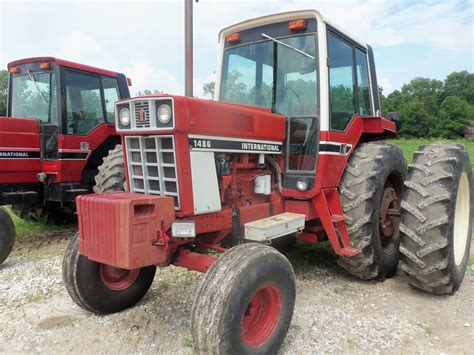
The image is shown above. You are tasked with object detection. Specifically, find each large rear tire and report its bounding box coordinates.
[338,141,407,280]
[400,142,473,295]
[0,207,16,264]
[191,243,296,354]
[94,144,126,193]
[62,233,156,314]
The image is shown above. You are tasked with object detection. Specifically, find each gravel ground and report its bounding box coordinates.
[0,230,473,353]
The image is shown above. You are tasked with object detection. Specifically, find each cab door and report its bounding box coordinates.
[55,69,122,182]
[283,116,319,191]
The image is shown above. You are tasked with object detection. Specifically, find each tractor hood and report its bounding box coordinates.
[0,117,41,184]
[114,95,287,143]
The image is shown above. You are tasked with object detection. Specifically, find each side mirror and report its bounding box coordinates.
[386,112,401,122]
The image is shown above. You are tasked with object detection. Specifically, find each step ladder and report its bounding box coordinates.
[312,188,360,257]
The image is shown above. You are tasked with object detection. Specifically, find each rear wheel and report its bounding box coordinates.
[400,142,473,295]
[0,207,16,264]
[338,141,407,280]
[191,243,296,354]
[94,144,126,193]
[62,233,156,314]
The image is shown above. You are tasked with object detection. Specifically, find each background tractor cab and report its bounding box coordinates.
[0,57,130,223]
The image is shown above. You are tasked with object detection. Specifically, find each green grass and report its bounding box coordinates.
[4,206,72,237]
[390,138,474,166]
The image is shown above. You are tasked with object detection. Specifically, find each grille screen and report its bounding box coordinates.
[134,101,151,128]
[125,136,180,209]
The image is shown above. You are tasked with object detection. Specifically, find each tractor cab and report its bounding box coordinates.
[216,10,384,193]
[0,57,130,188]
[5,57,130,160]
[0,58,131,224]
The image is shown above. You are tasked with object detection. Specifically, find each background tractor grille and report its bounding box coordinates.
[125,136,180,209]
[134,101,151,128]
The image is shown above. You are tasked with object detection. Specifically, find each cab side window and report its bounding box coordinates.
[355,48,372,116]
[102,77,120,122]
[65,70,104,135]
[328,32,356,131]
[328,31,373,131]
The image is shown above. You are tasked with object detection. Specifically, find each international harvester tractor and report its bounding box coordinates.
[62,10,473,353]
[0,57,130,264]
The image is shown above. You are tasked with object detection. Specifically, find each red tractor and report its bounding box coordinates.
[0,57,130,264]
[63,10,472,353]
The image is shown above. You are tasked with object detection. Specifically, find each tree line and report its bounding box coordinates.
[0,69,472,139]
[381,71,473,139]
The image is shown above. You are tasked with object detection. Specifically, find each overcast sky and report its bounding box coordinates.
[1,0,472,97]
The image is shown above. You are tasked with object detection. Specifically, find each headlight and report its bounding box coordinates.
[157,104,172,124]
[296,178,308,191]
[119,107,131,126]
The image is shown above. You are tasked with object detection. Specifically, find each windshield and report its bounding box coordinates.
[11,72,57,123]
[220,34,318,117]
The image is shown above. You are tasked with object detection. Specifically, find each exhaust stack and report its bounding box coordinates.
[185,0,194,97]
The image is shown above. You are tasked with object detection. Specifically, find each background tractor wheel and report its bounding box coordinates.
[400,142,473,295]
[62,233,156,314]
[191,243,296,354]
[338,141,407,280]
[0,207,16,264]
[11,204,75,225]
[94,144,126,193]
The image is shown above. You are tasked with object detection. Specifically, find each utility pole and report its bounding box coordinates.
[184,0,196,97]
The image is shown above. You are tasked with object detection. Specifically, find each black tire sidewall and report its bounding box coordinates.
[448,156,473,289]
[0,208,16,264]
[220,255,295,354]
[75,256,156,314]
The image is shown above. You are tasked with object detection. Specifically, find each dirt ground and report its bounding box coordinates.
[0,229,473,353]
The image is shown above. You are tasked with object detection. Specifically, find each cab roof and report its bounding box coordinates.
[218,9,368,49]
[7,57,121,78]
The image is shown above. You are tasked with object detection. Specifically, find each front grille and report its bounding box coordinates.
[125,136,180,209]
[134,101,151,128]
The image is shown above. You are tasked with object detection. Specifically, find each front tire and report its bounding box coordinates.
[400,142,473,295]
[0,207,16,264]
[191,243,296,354]
[62,233,156,314]
[338,141,407,280]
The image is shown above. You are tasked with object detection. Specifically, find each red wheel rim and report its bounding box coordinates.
[241,284,282,348]
[100,264,140,291]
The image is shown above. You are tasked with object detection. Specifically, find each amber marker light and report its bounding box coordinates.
[39,62,52,70]
[226,32,241,43]
[9,66,20,74]
[289,19,307,31]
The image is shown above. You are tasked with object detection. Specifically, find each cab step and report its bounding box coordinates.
[244,213,305,242]
[340,247,360,257]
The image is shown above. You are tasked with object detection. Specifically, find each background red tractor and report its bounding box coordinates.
[0,57,130,264]
[63,9,472,353]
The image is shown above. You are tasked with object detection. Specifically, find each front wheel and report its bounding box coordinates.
[191,243,296,354]
[62,233,156,314]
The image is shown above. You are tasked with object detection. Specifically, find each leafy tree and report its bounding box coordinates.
[0,70,8,116]
[203,81,215,98]
[441,71,474,105]
[382,72,474,138]
[432,96,474,138]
